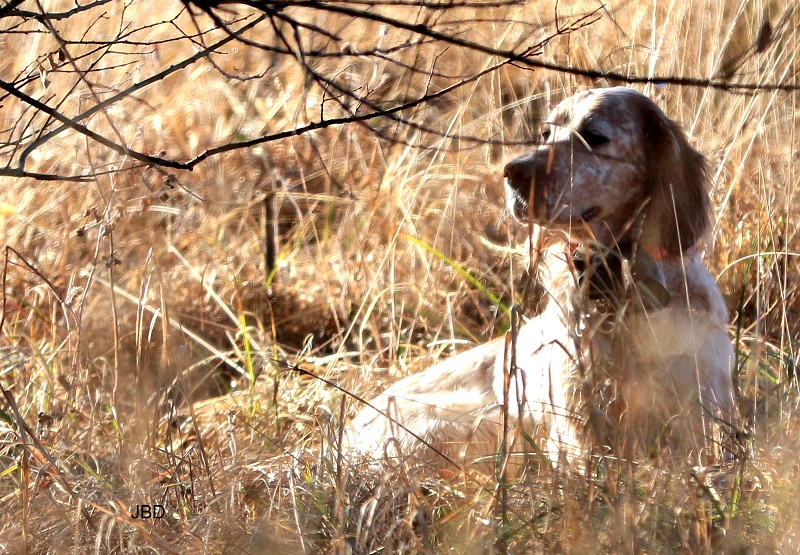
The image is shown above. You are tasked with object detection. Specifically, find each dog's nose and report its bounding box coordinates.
[503,157,533,184]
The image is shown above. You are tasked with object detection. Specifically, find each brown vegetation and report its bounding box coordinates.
[0,0,798,553]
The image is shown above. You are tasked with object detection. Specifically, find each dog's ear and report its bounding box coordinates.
[639,100,710,256]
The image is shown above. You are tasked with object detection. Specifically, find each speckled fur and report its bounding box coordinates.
[348,88,737,471]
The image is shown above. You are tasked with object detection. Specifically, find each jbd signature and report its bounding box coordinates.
[130,504,166,519]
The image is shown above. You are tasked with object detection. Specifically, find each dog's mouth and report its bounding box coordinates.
[505,180,602,227]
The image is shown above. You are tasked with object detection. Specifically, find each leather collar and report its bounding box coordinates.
[570,242,670,312]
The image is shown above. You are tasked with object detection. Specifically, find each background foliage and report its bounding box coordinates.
[0,0,798,552]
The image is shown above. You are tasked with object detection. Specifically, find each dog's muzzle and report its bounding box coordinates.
[503,150,546,222]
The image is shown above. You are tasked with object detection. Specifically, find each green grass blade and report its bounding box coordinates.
[403,233,510,317]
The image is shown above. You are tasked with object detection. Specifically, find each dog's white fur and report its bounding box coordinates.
[348,87,736,469]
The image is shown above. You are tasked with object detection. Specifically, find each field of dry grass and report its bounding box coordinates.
[1,0,798,552]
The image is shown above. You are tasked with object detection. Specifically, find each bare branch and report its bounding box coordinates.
[0,167,94,181]
[189,0,800,92]
[2,0,798,184]
[16,13,268,170]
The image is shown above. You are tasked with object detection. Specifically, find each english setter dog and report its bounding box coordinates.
[349,87,737,470]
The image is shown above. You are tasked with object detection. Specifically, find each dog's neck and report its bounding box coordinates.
[567,239,671,313]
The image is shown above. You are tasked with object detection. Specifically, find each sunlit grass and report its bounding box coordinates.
[0,0,798,552]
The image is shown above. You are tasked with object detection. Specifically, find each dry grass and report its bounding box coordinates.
[0,0,798,553]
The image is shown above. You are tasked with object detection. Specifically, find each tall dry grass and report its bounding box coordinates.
[0,0,798,552]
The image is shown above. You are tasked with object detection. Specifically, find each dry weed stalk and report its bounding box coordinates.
[0,0,798,552]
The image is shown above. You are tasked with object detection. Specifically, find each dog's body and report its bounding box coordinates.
[349,87,736,469]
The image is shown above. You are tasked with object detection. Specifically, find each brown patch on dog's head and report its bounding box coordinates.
[632,94,710,256]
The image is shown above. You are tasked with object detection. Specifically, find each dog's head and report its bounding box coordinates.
[504,87,709,256]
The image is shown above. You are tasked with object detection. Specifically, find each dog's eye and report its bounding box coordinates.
[580,129,609,148]
[541,128,551,142]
